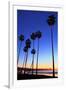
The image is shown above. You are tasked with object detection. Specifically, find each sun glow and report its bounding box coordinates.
[18,63,58,70]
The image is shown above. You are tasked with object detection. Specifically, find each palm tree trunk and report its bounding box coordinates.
[36,38,39,76]
[24,50,28,75]
[50,26,55,77]
[17,42,22,65]
[32,54,34,75]
[22,56,25,69]
[32,40,35,75]
[22,54,26,74]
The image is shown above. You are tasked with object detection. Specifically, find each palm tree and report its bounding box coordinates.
[31,33,36,48]
[24,39,31,74]
[35,31,42,75]
[47,15,56,77]
[31,49,36,75]
[17,34,24,65]
[31,33,36,75]
[22,46,28,73]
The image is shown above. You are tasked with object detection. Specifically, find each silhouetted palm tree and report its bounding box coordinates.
[47,15,56,77]
[31,33,36,75]
[17,34,24,65]
[24,39,31,74]
[35,31,42,75]
[31,33,36,48]
[22,46,28,72]
[31,49,36,75]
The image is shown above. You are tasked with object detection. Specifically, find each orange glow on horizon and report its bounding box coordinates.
[18,63,58,70]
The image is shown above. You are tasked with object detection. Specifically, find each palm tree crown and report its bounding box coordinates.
[35,31,42,39]
[31,33,36,40]
[47,15,56,26]
[25,39,31,48]
[31,49,36,54]
[23,46,28,52]
[19,34,24,41]
[26,39,31,44]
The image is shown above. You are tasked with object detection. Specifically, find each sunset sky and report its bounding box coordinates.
[17,10,58,69]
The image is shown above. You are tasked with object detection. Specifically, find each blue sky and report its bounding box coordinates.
[17,10,58,68]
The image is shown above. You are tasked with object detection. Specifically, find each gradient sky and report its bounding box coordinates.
[17,10,58,69]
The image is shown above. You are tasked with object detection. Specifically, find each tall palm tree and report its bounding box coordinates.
[35,31,42,75]
[31,33,36,48]
[17,34,24,65]
[47,15,56,77]
[31,49,36,75]
[24,39,31,75]
[31,33,36,75]
[22,46,28,72]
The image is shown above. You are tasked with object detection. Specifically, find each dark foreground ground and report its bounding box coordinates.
[17,73,58,80]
